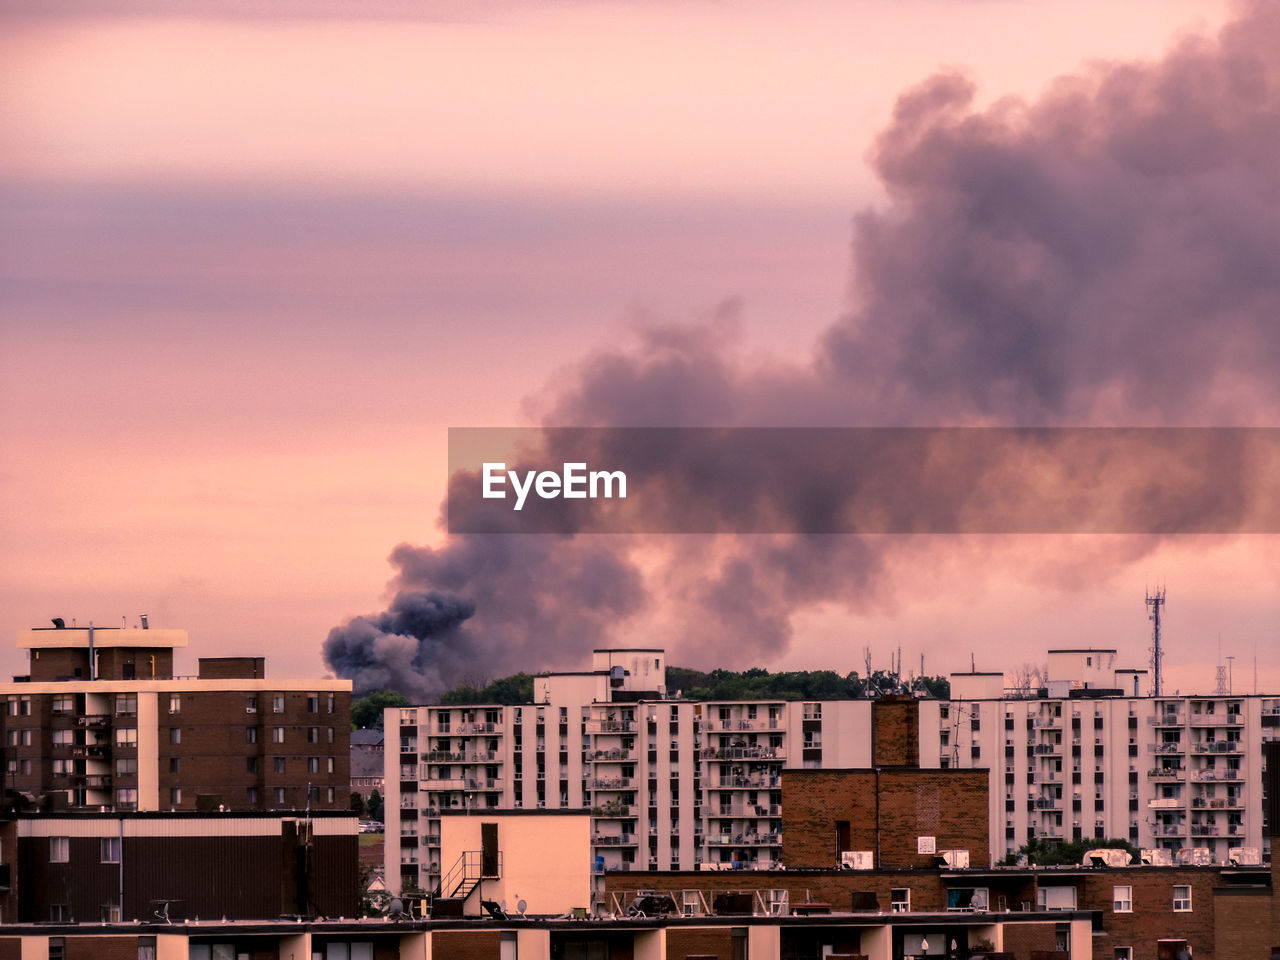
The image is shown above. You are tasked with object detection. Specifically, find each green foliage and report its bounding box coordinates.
[439,672,534,705]
[350,791,366,818]
[999,836,1140,867]
[366,789,383,822]
[666,665,949,701]
[351,690,410,730]
[425,666,950,707]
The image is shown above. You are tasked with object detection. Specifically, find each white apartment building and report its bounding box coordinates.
[384,649,868,896]
[936,648,1272,865]
[385,646,1276,897]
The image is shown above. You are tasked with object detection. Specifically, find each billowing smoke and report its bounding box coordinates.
[325,3,1280,699]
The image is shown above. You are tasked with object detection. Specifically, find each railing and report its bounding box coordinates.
[589,749,637,762]
[593,834,638,846]
[435,849,502,899]
[592,777,635,790]
[702,746,785,761]
[1149,743,1185,754]
[584,720,635,734]
[1147,767,1184,778]
[712,776,781,790]
[423,751,466,763]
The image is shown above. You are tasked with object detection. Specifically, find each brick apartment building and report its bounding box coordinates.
[1,623,352,814]
[0,810,359,924]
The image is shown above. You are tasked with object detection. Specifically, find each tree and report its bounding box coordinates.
[350,791,366,818]
[1000,836,1139,867]
[351,690,410,730]
[366,789,384,822]
[440,672,534,705]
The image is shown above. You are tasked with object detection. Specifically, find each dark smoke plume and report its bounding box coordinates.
[325,3,1280,699]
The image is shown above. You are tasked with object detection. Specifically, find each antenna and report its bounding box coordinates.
[1215,636,1227,696]
[1226,655,1235,696]
[1146,586,1166,696]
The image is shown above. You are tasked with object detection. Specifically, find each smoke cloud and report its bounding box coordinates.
[325,3,1280,699]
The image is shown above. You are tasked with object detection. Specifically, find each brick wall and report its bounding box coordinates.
[666,927,735,959]
[1079,868,1217,960]
[66,935,141,960]
[1001,924,1058,958]
[872,699,919,767]
[431,930,502,960]
[781,769,989,868]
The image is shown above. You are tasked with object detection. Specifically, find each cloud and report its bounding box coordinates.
[324,2,1280,697]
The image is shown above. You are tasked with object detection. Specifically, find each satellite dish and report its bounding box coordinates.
[517,899,528,917]
[51,618,65,629]
[388,898,405,919]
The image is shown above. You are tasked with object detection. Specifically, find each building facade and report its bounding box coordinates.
[1,624,352,814]
[386,646,1277,897]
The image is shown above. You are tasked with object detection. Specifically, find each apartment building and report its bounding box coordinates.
[935,649,1270,863]
[1,623,352,814]
[386,645,1276,897]
[385,649,870,895]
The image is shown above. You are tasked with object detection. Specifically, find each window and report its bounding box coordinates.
[117,758,138,776]
[246,727,258,744]
[168,694,181,714]
[53,729,74,746]
[138,936,157,960]
[308,757,320,774]
[327,787,336,803]
[328,726,336,743]
[101,837,121,862]
[50,836,70,862]
[1173,884,1192,911]
[115,694,137,716]
[275,787,286,804]
[115,727,138,747]
[170,787,181,805]
[273,757,286,774]
[890,888,910,912]
[327,757,335,773]
[307,694,320,712]
[102,903,121,922]
[169,727,181,744]
[116,788,138,808]
[273,727,285,743]
[246,695,258,713]
[52,695,74,714]
[273,694,285,713]
[246,786,259,804]
[1114,949,1133,960]
[168,758,180,774]
[308,727,320,743]
[246,756,258,774]
[1112,885,1132,912]
[327,694,336,714]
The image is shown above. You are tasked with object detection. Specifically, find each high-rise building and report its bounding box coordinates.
[386,645,1276,897]
[1,623,352,813]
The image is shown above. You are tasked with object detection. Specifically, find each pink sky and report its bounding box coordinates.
[4,0,1277,694]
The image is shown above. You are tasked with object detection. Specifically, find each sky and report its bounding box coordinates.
[3,0,1277,697]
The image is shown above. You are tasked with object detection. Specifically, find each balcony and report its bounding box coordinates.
[712,775,781,790]
[465,778,503,791]
[1191,741,1240,755]
[423,751,466,763]
[1149,743,1185,755]
[584,720,634,734]
[703,832,781,846]
[76,714,110,728]
[591,777,635,791]
[589,749,637,763]
[700,746,784,761]
[1147,767,1184,779]
[593,834,638,846]
[1149,714,1185,726]
[1149,798,1181,809]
